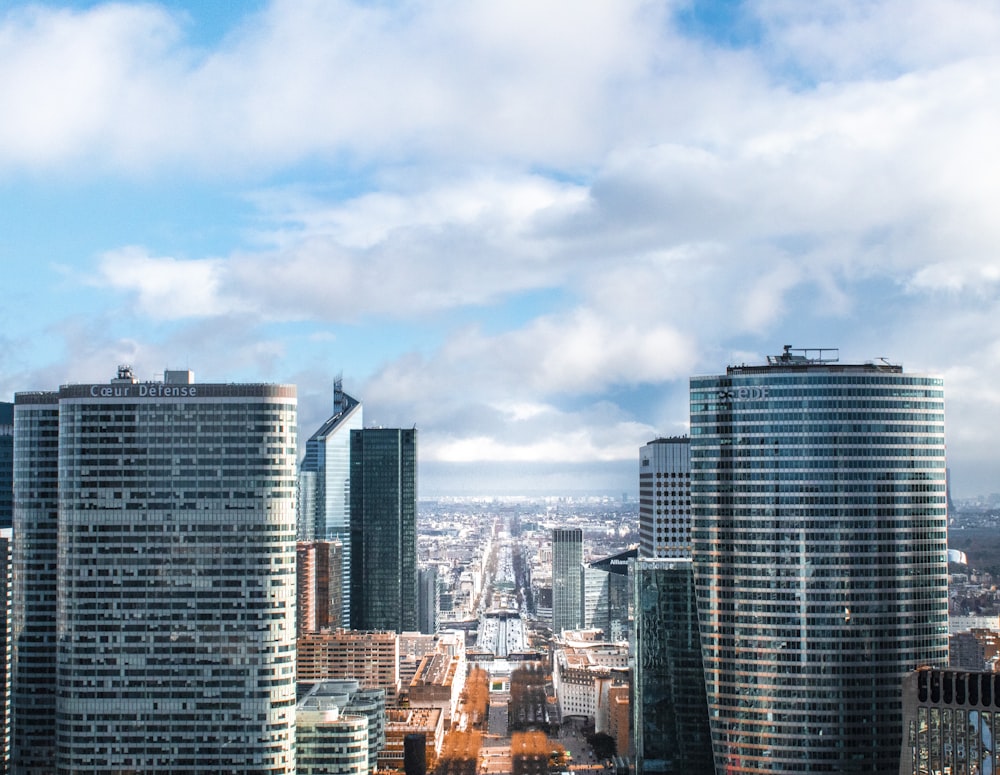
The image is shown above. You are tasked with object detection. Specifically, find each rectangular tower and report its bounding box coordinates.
[638,437,690,558]
[551,528,583,635]
[349,428,417,633]
[689,347,950,773]
[10,392,59,773]
[12,368,297,773]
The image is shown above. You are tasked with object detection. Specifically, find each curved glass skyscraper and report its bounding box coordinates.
[689,348,949,773]
[13,369,297,774]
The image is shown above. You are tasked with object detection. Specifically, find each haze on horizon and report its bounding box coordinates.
[2,0,999,498]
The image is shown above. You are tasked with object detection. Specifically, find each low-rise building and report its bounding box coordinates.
[379,708,444,772]
[298,629,401,705]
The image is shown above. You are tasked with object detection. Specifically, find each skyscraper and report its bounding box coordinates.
[12,368,297,773]
[299,379,363,626]
[349,428,417,633]
[632,557,713,775]
[0,403,12,530]
[690,346,949,773]
[551,528,583,634]
[638,437,690,558]
[1,527,12,772]
[297,540,343,636]
[10,392,58,773]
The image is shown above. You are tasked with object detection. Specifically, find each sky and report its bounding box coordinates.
[2,0,1000,498]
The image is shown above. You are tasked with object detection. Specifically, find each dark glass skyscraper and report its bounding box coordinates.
[0,403,12,530]
[632,557,713,775]
[349,428,417,633]
[10,393,59,774]
[689,347,950,773]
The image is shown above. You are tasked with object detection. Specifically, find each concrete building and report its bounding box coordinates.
[408,648,467,724]
[552,633,628,729]
[12,368,297,773]
[690,347,950,773]
[297,540,343,636]
[299,379,363,626]
[552,528,582,634]
[296,680,387,775]
[638,437,690,558]
[350,428,417,633]
[297,629,402,706]
[379,708,444,773]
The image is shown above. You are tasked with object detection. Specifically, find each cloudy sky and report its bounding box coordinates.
[2,0,999,498]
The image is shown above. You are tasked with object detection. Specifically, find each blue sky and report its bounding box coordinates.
[2,0,1000,497]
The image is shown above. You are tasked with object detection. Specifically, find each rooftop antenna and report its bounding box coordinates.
[333,374,344,415]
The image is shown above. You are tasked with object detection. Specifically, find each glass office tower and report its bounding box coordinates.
[299,379,362,626]
[632,557,714,775]
[349,428,417,633]
[551,528,583,635]
[0,403,12,529]
[689,347,949,773]
[12,369,297,774]
[11,393,59,774]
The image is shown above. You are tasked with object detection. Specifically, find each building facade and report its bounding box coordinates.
[631,558,713,775]
[638,437,690,559]
[296,540,343,637]
[899,667,1000,775]
[12,368,298,773]
[297,629,402,705]
[299,379,362,626]
[690,347,950,773]
[349,428,417,633]
[417,566,439,635]
[0,404,12,530]
[296,681,385,775]
[583,548,634,643]
[551,528,583,635]
[10,393,58,773]
[0,528,11,773]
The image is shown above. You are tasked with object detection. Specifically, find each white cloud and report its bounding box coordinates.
[8,0,1000,494]
[96,248,228,319]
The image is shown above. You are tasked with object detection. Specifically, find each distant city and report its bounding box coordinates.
[0,347,992,774]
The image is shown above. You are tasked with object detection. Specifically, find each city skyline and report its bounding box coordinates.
[2,2,1000,497]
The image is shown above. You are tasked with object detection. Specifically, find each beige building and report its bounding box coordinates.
[298,629,401,704]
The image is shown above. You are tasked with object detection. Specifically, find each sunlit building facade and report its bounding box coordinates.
[299,379,362,626]
[690,348,950,773]
[13,368,298,773]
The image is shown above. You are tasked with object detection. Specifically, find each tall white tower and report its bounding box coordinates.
[13,368,297,773]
